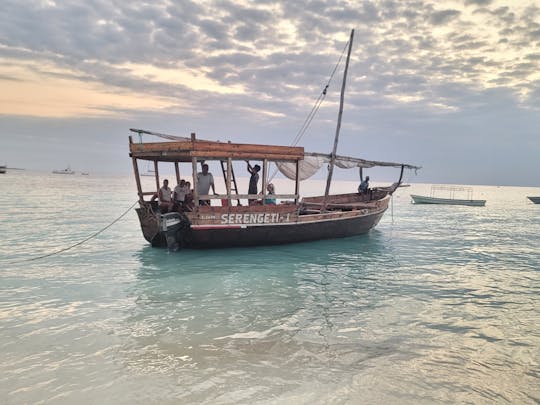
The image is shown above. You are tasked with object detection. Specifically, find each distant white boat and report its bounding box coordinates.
[411,186,486,207]
[141,163,155,177]
[52,166,75,175]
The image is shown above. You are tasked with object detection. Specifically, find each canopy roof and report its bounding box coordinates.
[129,128,421,180]
[129,129,304,162]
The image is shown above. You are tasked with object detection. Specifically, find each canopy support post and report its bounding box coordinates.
[129,136,143,202]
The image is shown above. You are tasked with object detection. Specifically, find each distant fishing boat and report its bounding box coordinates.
[0,165,6,174]
[52,166,75,175]
[527,196,540,204]
[411,186,486,207]
[128,30,421,249]
[81,172,89,176]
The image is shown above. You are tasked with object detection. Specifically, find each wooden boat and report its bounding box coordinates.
[128,30,420,249]
[527,196,540,204]
[411,185,486,207]
[52,166,75,175]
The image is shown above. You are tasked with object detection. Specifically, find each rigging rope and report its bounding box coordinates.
[268,39,351,183]
[3,200,139,264]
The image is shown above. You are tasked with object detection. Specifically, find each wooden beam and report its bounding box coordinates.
[129,140,304,160]
[174,162,180,184]
[153,160,159,191]
[130,151,303,161]
[130,136,143,201]
[192,157,199,207]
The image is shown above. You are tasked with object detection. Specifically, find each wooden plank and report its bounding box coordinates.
[130,151,303,162]
[198,193,298,200]
[130,141,304,160]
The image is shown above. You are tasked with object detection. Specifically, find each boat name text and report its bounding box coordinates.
[221,213,290,224]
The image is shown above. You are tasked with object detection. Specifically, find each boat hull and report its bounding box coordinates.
[411,194,486,207]
[527,196,540,204]
[52,170,75,175]
[136,196,390,249]
[187,211,386,248]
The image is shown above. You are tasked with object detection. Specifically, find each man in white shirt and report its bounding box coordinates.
[197,163,216,205]
[173,179,189,210]
[155,179,173,212]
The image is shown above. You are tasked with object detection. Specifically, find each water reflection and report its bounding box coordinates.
[123,232,407,397]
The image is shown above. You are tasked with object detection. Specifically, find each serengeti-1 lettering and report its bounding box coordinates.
[220,213,290,225]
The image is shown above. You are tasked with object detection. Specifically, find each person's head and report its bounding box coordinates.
[267,183,274,193]
[179,179,186,186]
[202,163,209,174]
[163,179,169,187]
[254,164,261,172]
[186,181,191,188]
[366,176,370,181]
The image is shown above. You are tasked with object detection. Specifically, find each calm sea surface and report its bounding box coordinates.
[1,171,539,404]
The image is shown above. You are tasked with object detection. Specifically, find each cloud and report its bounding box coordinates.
[0,0,539,185]
[465,0,493,6]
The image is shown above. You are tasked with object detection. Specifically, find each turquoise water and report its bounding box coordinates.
[1,171,539,404]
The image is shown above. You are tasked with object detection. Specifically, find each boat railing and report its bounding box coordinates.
[139,193,299,206]
[198,193,299,202]
[430,185,474,200]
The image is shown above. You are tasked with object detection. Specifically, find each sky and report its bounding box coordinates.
[1,0,539,186]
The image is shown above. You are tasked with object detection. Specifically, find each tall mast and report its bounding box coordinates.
[323,29,354,208]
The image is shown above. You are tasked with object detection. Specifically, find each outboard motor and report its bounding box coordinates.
[159,212,184,251]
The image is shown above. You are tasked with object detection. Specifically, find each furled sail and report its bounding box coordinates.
[275,155,327,181]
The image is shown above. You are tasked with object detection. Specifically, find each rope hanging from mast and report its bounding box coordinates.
[289,39,351,148]
[268,38,351,183]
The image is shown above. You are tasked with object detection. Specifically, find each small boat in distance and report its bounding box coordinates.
[140,163,155,177]
[411,185,486,207]
[527,196,540,204]
[0,165,6,174]
[52,166,75,175]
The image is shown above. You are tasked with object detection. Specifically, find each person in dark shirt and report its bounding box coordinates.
[358,176,371,199]
[246,162,261,205]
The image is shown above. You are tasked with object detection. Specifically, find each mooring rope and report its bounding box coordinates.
[3,200,139,264]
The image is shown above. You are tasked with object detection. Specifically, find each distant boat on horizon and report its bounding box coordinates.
[527,196,540,204]
[52,166,75,175]
[141,163,155,177]
[0,165,6,174]
[411,185,486,207]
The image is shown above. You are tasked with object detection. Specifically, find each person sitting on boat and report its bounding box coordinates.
[197,163,216,205]
[184,181,194,211]
[153,179,174,213]
[358,176,370,196]
[246,161,261,205]
[264,183,276,205]
[173,179,189,211]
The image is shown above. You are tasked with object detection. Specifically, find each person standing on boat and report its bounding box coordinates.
[246,162,261,205]
[155,179,174,213]
[197,163,216,205]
